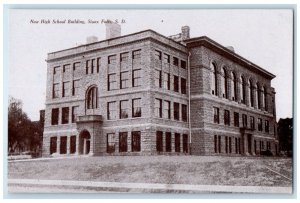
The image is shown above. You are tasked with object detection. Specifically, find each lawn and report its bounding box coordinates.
[8,155,293,187]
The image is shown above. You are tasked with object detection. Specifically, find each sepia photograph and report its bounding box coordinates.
[5,6,294,195]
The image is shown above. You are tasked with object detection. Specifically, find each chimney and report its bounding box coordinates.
[105,23,121,39]
[181,26,190,40]
[226,46,235,53]
[86,36,98,44]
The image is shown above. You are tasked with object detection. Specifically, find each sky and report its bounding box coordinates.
[8,9,293,121]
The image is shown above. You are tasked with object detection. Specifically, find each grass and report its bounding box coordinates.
[8,155,292,187]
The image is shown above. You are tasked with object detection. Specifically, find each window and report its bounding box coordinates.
[257,83,261,109]
[267,141,271,150]
[119,132,128,152]
[72,106,78,123]
[91,59,95,74]
[62,82,70,97]
[72,80,79,96]
[260,140,265,151]
[218,136,221,153]
[231,72,237,101]
[225,136,228,153]
[214,135,218,153]
[70,136,76,154]
[163,100,171,119]
[63,64,70,74]
[221,68,228,99]
[265,120,269,133]
[234,112,239,127]
[181,78,187,94]
[108,73,117,91]
[73,62,79,72]
[132,131,141,152]
[166,132,172,152]
[238,138,241,154]
[108,55,116,64]
[163,54,170,64]
[183,134,188,153]
[155,70,162,88]
[235,138,238,154]
[53,66,60,75]
[175,133,180,152]
[173,57,179,66]
[155,99,162,118]
[60,136,67,154]
[213,107,220,124]
[155,50,162,60]
[224,110,230,126]
[53,83,60,98]
[133,69,141,87]
[242,114,247,127]
[107,101,117,120]
[120,100,129,119]
[250,116,255,130]
[96,58,101,73]
[181,60,187,69]
[61,107,69,124]
[174,102,180,120]
[51,108,59,125]
[132,50,141,60]
[163,72,170,90]
[86,87,98,109]
[120,52,129,62]
[174,75,179,92]
[107,133,116,153]
[211,63,218,96]
[229,137,232,153]
[120,71,129,89]
[50,137,57,154]
[156,131,163,152]
[85,60,90,74]
[132,98,142,117]
[264,87,268,111]
[249,80,254,107]
[258,118,263,131]
[241,76,246,104]
[182,104,187,122]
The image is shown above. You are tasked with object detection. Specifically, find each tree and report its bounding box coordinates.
[8,96,42,154]
[277,118,293,156]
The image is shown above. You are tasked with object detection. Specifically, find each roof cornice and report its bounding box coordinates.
[184,36,276,80]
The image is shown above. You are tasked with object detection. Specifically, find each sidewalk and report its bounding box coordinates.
[8,155,86,163]
[8,179,293,193]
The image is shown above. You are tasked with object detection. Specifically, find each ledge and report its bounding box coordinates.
[76,115,102,123]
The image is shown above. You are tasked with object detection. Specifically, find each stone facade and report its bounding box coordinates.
[42,27,278,157]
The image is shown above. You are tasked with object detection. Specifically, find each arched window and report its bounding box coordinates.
[257,83,261,109]
[210,62,218,96]
[221,67,228,99]
[240,76,246,104]
[86,86,98,109]
[249,79,254,107]
[231,72,237,101]
[263,86,268,111]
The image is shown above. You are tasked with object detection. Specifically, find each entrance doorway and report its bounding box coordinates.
[79,130,91,155]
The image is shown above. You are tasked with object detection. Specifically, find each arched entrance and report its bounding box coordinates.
[79,130,91,155]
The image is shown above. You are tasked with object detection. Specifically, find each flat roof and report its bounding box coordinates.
[47,28,275,80]
[47,29,187,61]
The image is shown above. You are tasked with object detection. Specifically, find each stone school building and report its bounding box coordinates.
[42,24,279,157]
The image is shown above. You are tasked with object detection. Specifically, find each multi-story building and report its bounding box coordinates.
[42,24,278,157]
